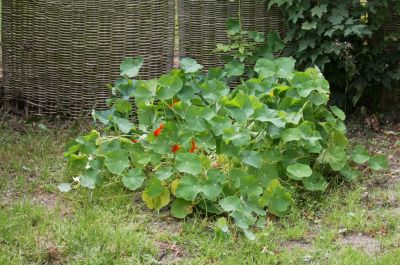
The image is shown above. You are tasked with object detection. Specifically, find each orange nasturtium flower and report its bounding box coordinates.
[153,124,164,137]
[131,139,138,143]
[171,144,180,153]
[189,140,197,153]
[168,99,180,108]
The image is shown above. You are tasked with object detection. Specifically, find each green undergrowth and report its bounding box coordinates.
[0,115,399,264]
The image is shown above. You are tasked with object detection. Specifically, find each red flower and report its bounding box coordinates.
[168,99,180,109]
[153,124,164,137]
[131,139,138,143]
[172,144,180,153]
[189,140,197,153]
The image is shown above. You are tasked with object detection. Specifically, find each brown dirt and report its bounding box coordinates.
[339,233,382,255]
[281,239,313,251]
[156,241,187,264]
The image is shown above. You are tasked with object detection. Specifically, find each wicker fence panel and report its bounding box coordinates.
[178,0,286,69]
[2,0,175,116]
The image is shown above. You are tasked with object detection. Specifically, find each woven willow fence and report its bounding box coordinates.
[2,0,175,116]
[178,0,286,69]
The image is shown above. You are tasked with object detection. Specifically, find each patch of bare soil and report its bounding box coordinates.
[340,233,381,255]
[150,216,183,236]
[156,241,187,264]
[281,239,314,251]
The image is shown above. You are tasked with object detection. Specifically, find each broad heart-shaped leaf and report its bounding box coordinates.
[134,79,158,103]
[240,175,263,196]
[75,130,100,155]
[286,163,313,180]
[175,153,203,175]
[80,168,102,189]
[112,117,134,134]
[323,146,347,171]
[114,99,132,114]
[137,103,156,128]
[340,165,361,181]
[122,168,146,191]
[200,79,230,103]
[241,151,262,169]
[209,115,232,136]
[255,58,275,79]
[68,154,88,174]
[171,198,193,219]
[261,179,293,217]
[180,58,203,73]
[219,196,241,212]
[92,109,114,126]
[145,178,164,197]
[351,145,370,164]
[302,171,328,191]
[104,149,130,175]
[330,106,346,121]
[142,186,170,210]
[275,57,296,79]
[120,56,144,78]
[157,74,183,100]
[154,167,174,180]
[368,155,389,171]
[225,60,244,77]
[57,183,71,193]
[175,175,202,201]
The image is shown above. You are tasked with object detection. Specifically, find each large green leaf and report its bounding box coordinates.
[286,163,313,180]
[142,186,170,210]
[241,151,262,168]
[262,179,292,217]
[340,165,361,181]
[254,58,275,79]
[112,117,134,134]
[368,155,389,171]
[122,168,146,191]
[219,196,241,212]
[351,145,370,164]
[324,146,347,171]
[225,60,245,77]
[175,175,202,201]
[68,154,88,174]
[330,106,346,121]
[104,149,130,175]
[120,57,144,78]
[114,99,132,114]
[157,74,183,100]
[175,153,203,175]
[181,58,203,73]
[171,198,193,218]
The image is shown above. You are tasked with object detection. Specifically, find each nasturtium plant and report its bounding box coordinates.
[62,52,388,240]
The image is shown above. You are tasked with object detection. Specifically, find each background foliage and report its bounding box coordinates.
[267,0,400,110]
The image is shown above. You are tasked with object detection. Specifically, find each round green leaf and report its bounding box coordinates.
[286,163,313,180]
[262,179,293,217]
[114,99,132,114]
[351,145,370,164]
[175,153,203,175]
[340,165,361,181]
[142,186,170,210]
[175,175,202,201]
[171,198,193,219]
[255,58,275,79]
[157,74,183,100]
[57,183,71,193]
[368,155,389,171]
[324,146,347,171]
[154,167,174,180]
[225,60,244,77]
[104,149,130,175]
[122,168,146,191]
[219,196,241,212]
[180,58,203,73]
[145,178,164,197]
[120,57,144,78]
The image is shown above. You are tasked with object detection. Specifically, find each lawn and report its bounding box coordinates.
[0,113,399,265]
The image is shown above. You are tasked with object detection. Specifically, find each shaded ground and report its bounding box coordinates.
[0,112,399,264]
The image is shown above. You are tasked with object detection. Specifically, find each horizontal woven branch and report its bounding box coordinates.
[2,0,175,116]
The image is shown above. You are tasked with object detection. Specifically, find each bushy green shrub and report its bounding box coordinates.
[61,53,388,239]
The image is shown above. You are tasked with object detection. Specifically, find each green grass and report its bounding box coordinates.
[1,114,399,264]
